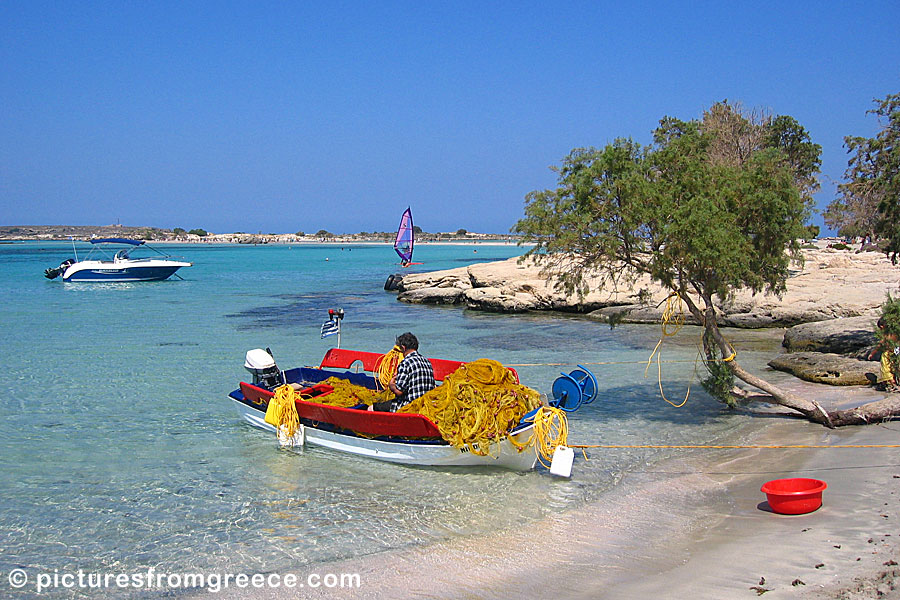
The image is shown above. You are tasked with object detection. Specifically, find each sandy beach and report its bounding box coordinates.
[213,369,900,600]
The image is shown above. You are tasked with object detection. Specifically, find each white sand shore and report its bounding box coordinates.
[217,376,900,600]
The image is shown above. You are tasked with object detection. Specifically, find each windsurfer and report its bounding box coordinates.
[394,208,415,266]
[371,332,435,412]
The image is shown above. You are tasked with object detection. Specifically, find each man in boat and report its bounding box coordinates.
[372,332,435,412]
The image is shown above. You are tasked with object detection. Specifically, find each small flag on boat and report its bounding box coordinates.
[321,320,340,338]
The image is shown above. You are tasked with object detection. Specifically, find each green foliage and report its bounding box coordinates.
[766,114,822,206]
[828,93,900,263]
[295,230,305,236]
[878,294,900,383]
[700,330,737,407]
[173,227,186,236]
[823,192,880,239]
[456,228,468,235]
[513,102,816,307]
[315,230,333,238]
[805,225,820,239]
[878,294,900,341]
[188,228,207,237]
[827,242,851,250]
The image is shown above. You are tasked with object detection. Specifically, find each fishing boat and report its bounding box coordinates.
[44,238,192,282]
[229,347,545,471]
[394,207,421,267]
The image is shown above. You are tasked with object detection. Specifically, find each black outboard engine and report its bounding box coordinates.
[44,259,75,280]
[244,348,283,389]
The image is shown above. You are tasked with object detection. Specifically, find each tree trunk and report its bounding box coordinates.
[680,292,836,427]
[828,396,900,426]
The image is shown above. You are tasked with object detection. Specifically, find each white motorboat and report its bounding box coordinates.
[44,238,192,282]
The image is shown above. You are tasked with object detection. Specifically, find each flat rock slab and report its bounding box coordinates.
[768,352,878,386]
[782,316,877,356]
[398,287,465,305]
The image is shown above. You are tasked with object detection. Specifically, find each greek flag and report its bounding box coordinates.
[321,320,340,338]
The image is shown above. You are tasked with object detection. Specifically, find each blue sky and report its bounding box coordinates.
[1,2,898,235]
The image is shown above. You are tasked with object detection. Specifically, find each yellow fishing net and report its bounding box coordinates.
[399,358,541,455]
[281,356,542,455]
[308,377,393,407]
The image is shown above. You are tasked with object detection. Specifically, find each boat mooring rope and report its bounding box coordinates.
[511,406,569,467]
[569,443,900,451]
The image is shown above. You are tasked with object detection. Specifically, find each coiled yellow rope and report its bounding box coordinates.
[644,293,692,407]
[265,384,300,440]
[509,406,569,467]
[374,345,404,389]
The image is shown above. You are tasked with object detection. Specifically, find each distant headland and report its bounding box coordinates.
[0,224,520,244]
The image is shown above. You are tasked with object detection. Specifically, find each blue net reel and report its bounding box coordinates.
[550,365,598,412]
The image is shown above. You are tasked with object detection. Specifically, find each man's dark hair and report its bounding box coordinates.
[396,332,419,350]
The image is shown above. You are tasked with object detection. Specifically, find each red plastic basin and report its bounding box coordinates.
[761,478,827,515]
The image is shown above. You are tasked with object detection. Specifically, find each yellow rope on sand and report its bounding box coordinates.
[265,385,300,440]
[570,443,900,449]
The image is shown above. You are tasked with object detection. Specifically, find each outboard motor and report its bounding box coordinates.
[244,348,283,389]
[44,258,75,280]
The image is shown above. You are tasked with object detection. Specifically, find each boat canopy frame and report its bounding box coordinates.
[79,238,183,262]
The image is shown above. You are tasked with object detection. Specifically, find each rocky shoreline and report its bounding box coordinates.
[394,239,900,387]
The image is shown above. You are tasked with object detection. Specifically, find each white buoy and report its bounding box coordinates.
[549,445,574,478]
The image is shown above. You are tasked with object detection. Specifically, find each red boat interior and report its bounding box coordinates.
[237,349,519,440]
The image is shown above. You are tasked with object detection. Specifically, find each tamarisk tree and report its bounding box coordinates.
[515,101,896,427]
[827,93,900,263]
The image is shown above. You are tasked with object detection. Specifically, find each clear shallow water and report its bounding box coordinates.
[0,241,768,597]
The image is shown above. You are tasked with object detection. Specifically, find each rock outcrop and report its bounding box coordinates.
[767,352,878,386]
[396,243,900,327]
[394,242,900,388]
[781,316,877,357]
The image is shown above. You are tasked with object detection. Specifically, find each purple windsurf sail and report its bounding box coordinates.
[394,208,414,263]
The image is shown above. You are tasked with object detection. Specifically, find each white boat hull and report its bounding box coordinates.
[232,399,538,471]
[62,258,191,282]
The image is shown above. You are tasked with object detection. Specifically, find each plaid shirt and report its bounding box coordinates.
[392,351,435,411]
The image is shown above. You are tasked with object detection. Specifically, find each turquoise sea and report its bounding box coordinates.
[0,241,771,598]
